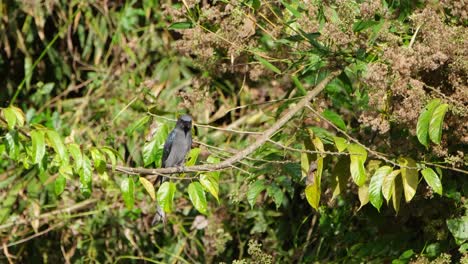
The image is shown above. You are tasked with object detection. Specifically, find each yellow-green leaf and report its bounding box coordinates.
[121,177,135,210]
[67,143,82,171]
[255,56,281,74]
[398,157,419,202]
[139,177,156,201]
[305,137,325,209]
[10,106,25,127]
[392,175,403,214]
[188,182,207,215]
[200,174,219,202]
[157,181,176,213]
[429,103,449,144]
[358,184,369,210]
[421,168,442,195]
[348,144,367,186]
[46,130,69,165]
[185,147,201,166]
[382,170,400,202]
[3,107,16,130]
[416,99,441,147]
[30,130,46,164]
[369,166,392,211]
[55,175,66,196]
[331,157,349,200]
[333,136,348,152]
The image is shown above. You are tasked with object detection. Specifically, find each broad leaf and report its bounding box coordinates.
[358,184,369,210]
[200,174,219,202]
[3,107,17,130]
[421,168,442,195]
[67,143,83,171]
[55,175,66,196]
[392,175,403,214]
[10,106,25,127]
[416,99,441,147]
[369,166,392,211]
[188,182,207,214]
[331,157,349,200]
[121,177,135,210]
[100,147,118,171]
[247,180,266,208]
[398,157,419,202]
[333,136,348,152]
[90,147,106,174]
[142,122,169,167]
[305,137,325,209]
[429,103,449,144]
[348,144,367,186]
[185,147,201,166]
[157,181,176,213]
[382,170,401,202]
[79,155,92,198]
[139,177,156,201]
[266,184,284,209]
[323,109,347,131]
[30,130,45,164]
[46,130,69,165]
[447,216,468,241]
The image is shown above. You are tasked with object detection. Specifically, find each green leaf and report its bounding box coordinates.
[392,175,403,214]
[398,157,419,202]
[100,147,117,171]
[4,131,20,160]
[358,184,369,210]
[188,182,207,214]
[291,75,306,96]
[447,216,468,241]
[416,99,441,147]
[323,109,346,131]
[305,137,325,210]
[30,130,46,164]
[142,122,169,167]
[382,169,400,202]
[67,143,82,171]
[157,181,176,213]
[266,184,284,209]
[126,115,150,135]
[280,0,302,18]
[421,168,442,195]
[46,130,69,165]
[207,155,221,180]
[429,103,449,144]
[79,155,92,198]
[255,56,281,74]
[139,177,156,201]
[55,175,66,196]
[3,107,16,130]
[348,144,367,186]
[121,177,135,210]
[168,21,193,30]
[331,157,349,200]
[369,166,392,211]
[200,174,219,202]
[10,106,25,127]
[247,180,266,208]
[90,147,106,174]
[185,147,200,166]
[333,136,348,152]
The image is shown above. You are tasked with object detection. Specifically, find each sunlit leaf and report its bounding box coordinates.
[429,103,449,144]
[447,216,468,240]
[398,157,419,202]
[323,109,346,131]
[305,137,325,209]
[348,144,367,186]
[247,179,266,208]
[333,136,348,152]
[100,147,117,171]
[185,147,201,166]
[280,0,302,18]
[139,177,156,201]
[421,168,442,195]
[200,174,219,202]
[382,170,400,202]
[10,106,25,127]
[90,147,106,174]
[30,130,45,164]
[207,155,221,180]
[4,131,20,160]
[67,143,82,171]
[143,122,169,167]
[416,99,441,147]
[126,115,150,135]
[121,177,134,210]
[358,184,369,210]
[3,107,16,130]
[79,155,92,198]
[188,182,207,215]
[369,166,392,211]
[55,175,66,196]
[46,130,69,165]
[157,181,176,213]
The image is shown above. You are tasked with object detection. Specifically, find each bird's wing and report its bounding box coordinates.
[162,129,176,168]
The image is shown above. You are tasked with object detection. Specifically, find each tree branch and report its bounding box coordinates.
[110,70,342,176]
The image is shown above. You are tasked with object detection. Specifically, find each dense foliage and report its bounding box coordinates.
[0,0,467,263]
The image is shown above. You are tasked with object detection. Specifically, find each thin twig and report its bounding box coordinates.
[0,222,63,250]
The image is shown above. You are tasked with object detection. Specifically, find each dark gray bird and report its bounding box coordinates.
[153,114,192,225]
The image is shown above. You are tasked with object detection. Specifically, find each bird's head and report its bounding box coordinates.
[177,114,192,133]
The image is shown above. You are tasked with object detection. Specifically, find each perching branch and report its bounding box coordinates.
[110,70,342,176]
